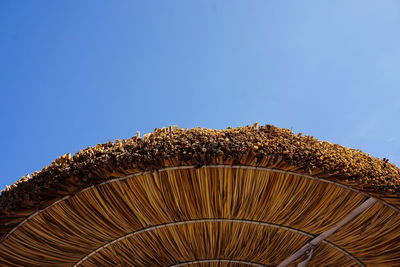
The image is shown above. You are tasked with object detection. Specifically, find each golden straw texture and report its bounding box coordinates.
[1,124,400,238]
[1,167,399,266]
[1,124,400,266]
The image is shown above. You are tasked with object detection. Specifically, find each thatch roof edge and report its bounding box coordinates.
[1,124,399,238]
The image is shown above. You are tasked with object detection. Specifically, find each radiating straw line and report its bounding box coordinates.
[3,165,397,244]
[72,218,363,266]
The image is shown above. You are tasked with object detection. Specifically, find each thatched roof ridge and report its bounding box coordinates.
[0,124,399,236]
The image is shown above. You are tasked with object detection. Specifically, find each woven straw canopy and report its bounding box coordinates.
[1,124,400,267]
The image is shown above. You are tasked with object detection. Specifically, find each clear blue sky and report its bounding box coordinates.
[1,1,400,189]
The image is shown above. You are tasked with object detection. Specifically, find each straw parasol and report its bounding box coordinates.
[0,124,399,266]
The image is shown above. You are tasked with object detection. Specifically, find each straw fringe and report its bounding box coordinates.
[1,125,400,240]
[1,167,398,266]
[3,165,398,245]
[73,218,362,267]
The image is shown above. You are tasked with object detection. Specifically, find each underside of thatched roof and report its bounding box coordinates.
[0,124,400,266]
[2,124,400,218]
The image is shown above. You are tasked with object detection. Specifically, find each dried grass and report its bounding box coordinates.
[1,167,399,266]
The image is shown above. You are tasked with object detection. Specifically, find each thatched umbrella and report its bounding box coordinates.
[0,124,399,267]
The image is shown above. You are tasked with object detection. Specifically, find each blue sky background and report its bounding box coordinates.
[1,1,400,189]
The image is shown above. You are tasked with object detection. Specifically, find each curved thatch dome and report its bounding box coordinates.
[0,124,400,266]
